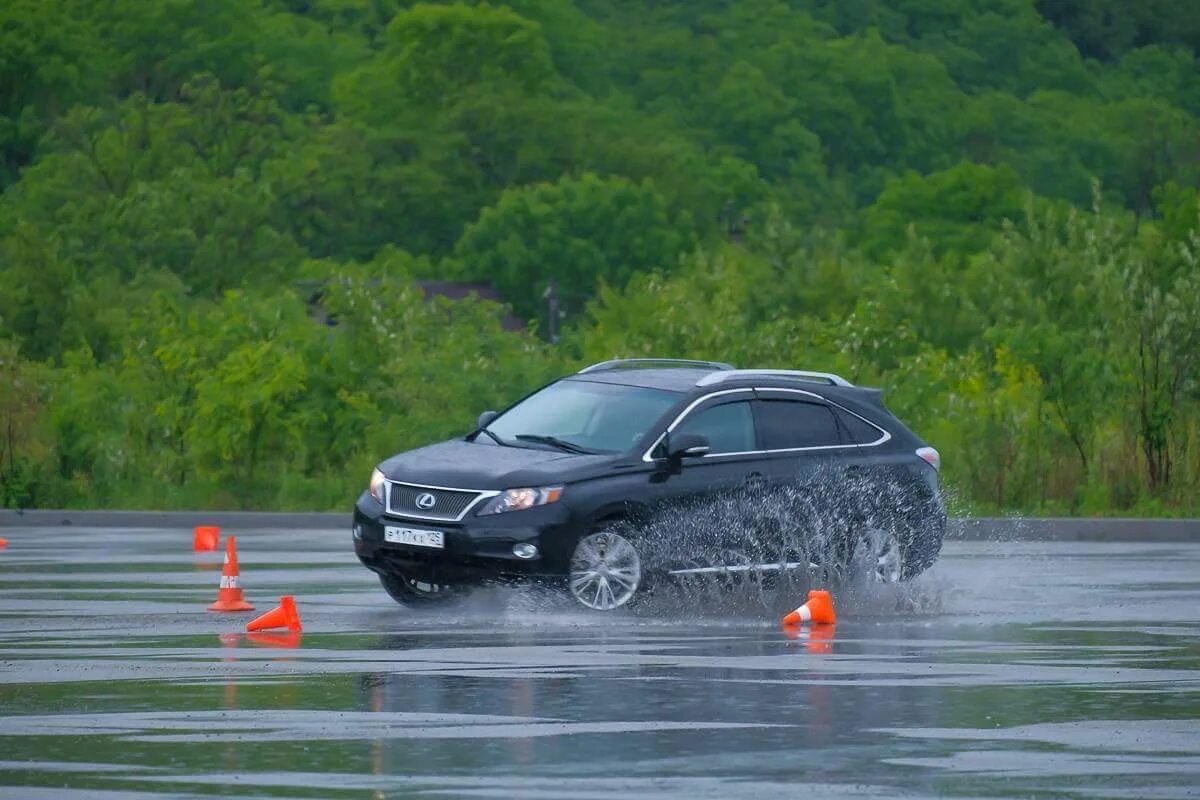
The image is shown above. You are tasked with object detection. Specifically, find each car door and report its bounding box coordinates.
[745,389,869,564]
[750,389,863,488]
[644,391,760,499]
[637,390,766,570]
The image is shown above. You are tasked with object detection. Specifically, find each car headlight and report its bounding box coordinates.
[369,467,386,504]
[477,486,563,515]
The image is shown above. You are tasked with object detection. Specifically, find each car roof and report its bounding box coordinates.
[564,366,883,405]
[563,368,713,393]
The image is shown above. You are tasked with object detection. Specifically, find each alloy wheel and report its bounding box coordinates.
[866,529,903,583]
[569,531,642,610]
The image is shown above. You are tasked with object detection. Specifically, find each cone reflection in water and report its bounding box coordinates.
[216,632,240,711]
[782,589,836,626]
[781,623,835,653]
[207,536,254,612]
[806,624,835,654]
[246,595,302,633]
[246,630,303,648]
[193,525,220,552]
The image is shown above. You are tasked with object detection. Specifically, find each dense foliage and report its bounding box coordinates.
[2,0,1198,514]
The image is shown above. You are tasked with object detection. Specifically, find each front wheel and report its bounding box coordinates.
[378,571,471,606]
[568,530,643,610]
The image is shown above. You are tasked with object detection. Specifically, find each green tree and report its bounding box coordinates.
[974,200,1120,481]
[3,77,305,299]
[0,340,51,507]
[859,161,1025,257]
[3,0,1200,515]
[1112,228,1200,493]
[453,173,693,323]
[82,0,264,99]
[1037,0,1200,61]
[0,0,108,187]
[334,2,556,121]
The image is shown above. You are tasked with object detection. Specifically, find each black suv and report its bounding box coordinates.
[352,359,945,610]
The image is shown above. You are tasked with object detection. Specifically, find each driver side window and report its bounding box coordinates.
[673,401,756,455]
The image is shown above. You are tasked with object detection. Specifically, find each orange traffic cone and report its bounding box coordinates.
[782,589,836,626]
[0,537,7,549]
[246,595,302,633]
[207,536,254,612]
[194,525,220,552]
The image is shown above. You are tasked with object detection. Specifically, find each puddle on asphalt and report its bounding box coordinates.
[3,523,1200,799]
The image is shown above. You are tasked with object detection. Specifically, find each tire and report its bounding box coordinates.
[568,527,644,611]
[899,503,946,579]
[378,571,471,606]
[803,469,944,583]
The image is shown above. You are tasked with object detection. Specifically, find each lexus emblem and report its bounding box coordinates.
[414,492,437,510]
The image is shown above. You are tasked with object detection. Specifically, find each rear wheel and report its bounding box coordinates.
[378,572,471,606]
[857,528,904,583]
[839,475,945,582]
[568,529,642,611]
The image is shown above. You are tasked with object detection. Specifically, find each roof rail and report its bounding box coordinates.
[695,369,854,388]
[578,358,736,374]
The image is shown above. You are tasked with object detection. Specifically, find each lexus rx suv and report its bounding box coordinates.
[352,359,945,610]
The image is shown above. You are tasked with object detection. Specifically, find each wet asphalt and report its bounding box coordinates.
[0,525,1198,799]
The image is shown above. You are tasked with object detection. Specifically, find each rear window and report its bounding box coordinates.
[834,408,884,444]
[754,399,843,449]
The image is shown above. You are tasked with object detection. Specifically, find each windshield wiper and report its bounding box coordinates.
[514,434,597,455]
[474,427,507,447]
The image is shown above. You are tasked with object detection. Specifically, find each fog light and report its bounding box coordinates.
[512,543,538,560]
[352,523,363,541]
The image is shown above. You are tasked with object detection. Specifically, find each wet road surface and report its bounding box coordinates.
[1,525,1198,799]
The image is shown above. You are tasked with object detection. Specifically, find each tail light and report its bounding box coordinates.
[916,446,940,471]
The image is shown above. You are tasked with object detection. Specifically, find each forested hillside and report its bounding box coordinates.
[2,0,1198,514]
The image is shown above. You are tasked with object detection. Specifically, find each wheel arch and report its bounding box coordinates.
[586,500,649,530]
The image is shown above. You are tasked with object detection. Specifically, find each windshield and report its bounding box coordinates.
[484,380,680,454]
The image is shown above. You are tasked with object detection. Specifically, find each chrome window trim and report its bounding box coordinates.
[639,387,891,463]
[384,480,501,522]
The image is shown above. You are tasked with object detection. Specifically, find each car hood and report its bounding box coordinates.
[379,438,611,488]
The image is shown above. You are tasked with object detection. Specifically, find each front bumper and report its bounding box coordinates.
[352,491,578,585]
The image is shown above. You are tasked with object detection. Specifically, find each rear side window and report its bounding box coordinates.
[755,400,843,449]
[673,401,755,454]
[834,408,884,444]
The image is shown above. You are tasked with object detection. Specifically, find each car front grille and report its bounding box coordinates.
[386,482,487,521]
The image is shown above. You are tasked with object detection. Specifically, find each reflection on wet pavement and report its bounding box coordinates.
[0,527,1198,798]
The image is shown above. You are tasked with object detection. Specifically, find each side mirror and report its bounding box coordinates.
[477,410,498,429]
[667,432,710,460]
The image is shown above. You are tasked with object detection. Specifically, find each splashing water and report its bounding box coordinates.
[594,464,951,620]
[395,466,953,626]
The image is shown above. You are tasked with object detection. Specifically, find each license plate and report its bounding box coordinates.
[384,526,445,549]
